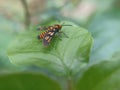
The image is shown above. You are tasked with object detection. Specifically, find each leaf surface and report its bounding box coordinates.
[0,72,61,90]
[7,21,93,76]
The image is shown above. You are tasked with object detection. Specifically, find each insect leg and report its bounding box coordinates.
[54,32,62,40]
[59,31,69,38]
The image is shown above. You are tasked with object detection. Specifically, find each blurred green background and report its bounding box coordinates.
[0,0,120,72]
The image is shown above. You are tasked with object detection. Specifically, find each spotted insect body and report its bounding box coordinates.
[37,24,71,46]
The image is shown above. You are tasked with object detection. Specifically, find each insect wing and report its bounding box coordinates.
[43,31,55,46]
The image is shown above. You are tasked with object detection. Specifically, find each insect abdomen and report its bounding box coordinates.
[38,31,48,39]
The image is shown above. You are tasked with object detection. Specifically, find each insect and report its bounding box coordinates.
[37,24,72,46]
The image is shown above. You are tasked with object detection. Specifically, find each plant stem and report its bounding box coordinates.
[67,77,75,90]
[20,0,30,29]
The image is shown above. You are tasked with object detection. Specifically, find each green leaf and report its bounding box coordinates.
[0,72,61,90]
[88,8,120,63]
[0,15,21,70]
[77,55,120,90]
[7,21,93,76]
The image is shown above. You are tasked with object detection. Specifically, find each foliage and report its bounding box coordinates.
[0,16,20,71]
[7,21,93,76]
[77,53,120,90]
[7,21,120,90]
[0,0,120,90]
[0,72,61,90]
